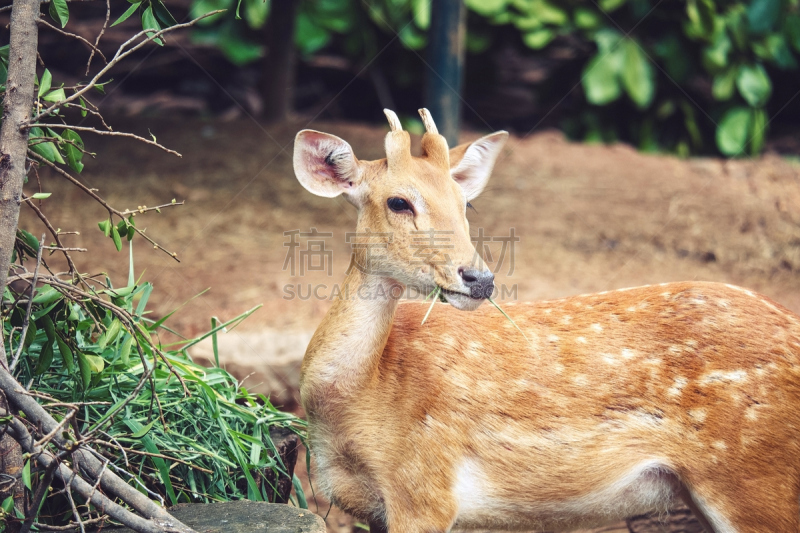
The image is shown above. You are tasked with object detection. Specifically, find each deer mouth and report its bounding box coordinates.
[439,286,487,311]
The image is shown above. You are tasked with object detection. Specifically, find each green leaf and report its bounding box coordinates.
[747,0,780,34]
[77,351,91,388]
[19,229,39,252]
[153,0,178,29]
[523,28,554,50]
[28,127,65,164]
[716,106,752,156]
[119,334,133,365]
[242,0,268,29]
[111,225,123,251]
[620,39,654,108]
[295,12,331,55]
[98,219,112,237]
[62,129,84,173]
[38,69,52,98]
[56,335,74,370]
[702,31,731,72]
[1,496,14,514]
[786,15,800,52]
[749,108,767,155]
[411,0,430,29]
[22,459,31,490]
[43,88,66,103]
[464,0,507,17]
[736,64,772,107]
[79,97,87,117]
[98,319,122,349]
[131,419,156,438]
[49,0,69,28]
[582,52,622,105]
[31,192,51,199]
[574,7,601,29]
[712,67,737,100]
[35,340,55,375]
[598,0,627,12]
[41,315,56,340]
[141,6,164,46]
[83,353,105,373]
[112,2,140,27]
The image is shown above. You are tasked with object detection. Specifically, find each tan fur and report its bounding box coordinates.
[294,112,800,533]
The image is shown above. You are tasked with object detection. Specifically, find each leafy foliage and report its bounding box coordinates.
[2,245,306,526]
[189,0,800,156]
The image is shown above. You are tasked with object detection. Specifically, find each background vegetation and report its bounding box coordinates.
[190,0,800,156]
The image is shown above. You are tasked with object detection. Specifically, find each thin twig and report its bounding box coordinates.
[28,152,181,261]
[86,0,110,74]
[37,17,107,63]
[26,124,180,157]
[35,408,77,447]
[21,194,79,274]
[10,234,45,372]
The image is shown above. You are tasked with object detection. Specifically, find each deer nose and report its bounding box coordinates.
[458,267,495,299]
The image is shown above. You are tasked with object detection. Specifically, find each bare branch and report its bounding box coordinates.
[9,234,45,372]
[86,0,110,74]
[28,152,182,261]
[26,124,180,157]
[21,193,79,274]
[37,16,107,63]
[1,409,196,533]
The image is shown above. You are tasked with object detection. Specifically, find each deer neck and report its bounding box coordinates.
[300,267,402,407]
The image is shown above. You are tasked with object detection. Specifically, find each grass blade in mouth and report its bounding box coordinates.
[421,286,441,325]
[488,296,529,342]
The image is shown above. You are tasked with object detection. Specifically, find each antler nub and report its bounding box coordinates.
[418,108,438,135]
[384,109,403,132]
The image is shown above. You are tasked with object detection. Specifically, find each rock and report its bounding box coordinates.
[106,500,325,533]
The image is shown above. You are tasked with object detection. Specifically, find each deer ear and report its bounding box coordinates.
[293,130,360,198]
[449,131,508,201]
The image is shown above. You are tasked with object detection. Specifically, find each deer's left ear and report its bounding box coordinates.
[293,130,361,199]
[449,131,508,201]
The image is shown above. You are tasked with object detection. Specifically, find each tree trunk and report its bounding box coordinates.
[424,0,466,148]
[0,0,39,369]
[261,0,297,123]
[0,391,24,531]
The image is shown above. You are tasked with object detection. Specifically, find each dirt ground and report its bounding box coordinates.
[18,115,800,531]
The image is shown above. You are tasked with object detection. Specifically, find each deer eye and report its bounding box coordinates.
[387,197,413,214]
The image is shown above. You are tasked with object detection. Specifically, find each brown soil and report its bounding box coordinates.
[19,115,800,532]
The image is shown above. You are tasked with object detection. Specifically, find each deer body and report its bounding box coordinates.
[293,111,800,532]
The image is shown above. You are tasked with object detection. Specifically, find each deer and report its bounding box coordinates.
[292,108,800,533]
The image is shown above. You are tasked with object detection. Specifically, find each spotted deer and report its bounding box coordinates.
[292,109,800,533]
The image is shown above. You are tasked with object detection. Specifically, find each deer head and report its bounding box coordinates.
[293,109,508,311]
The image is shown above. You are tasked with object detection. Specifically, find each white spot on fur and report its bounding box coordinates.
[661,292,671,298]
[688,408,707,423]
[577,336,587,344]
[626,306,636,312]
[544,308,552,314]
[668,345,681,355]
[621,348,635,359]
[573,375,588,387]
[453,459,492,520]
[711,441,727,451]
[591,323,603,333]
[667,377,688,396]
[562,315,572,324]
[548,334,560,343]
[701,370,747,385]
